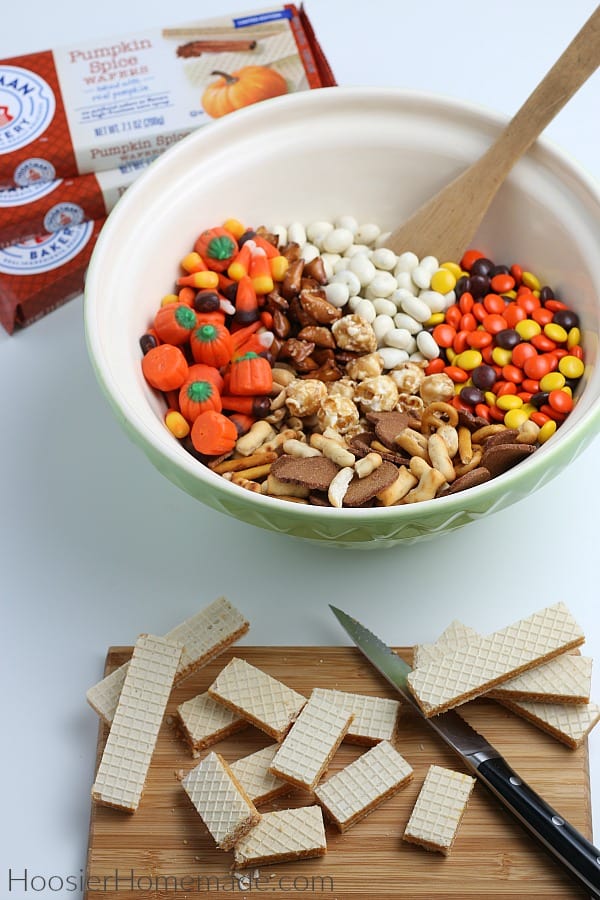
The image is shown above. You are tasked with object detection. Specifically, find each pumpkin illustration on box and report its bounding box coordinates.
[201,66,288,118]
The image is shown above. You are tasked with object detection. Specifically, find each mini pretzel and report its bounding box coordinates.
[428,433,456,483]
[376,467,417,505]
[421,402,459,434]
[394,427,429,460]
[457,426,473,465]
[454,448,483,476]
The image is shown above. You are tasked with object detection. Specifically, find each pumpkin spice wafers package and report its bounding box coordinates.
[0,3,336,190]
[0,219,105,333]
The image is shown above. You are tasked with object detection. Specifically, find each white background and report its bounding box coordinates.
[1,0,599,896]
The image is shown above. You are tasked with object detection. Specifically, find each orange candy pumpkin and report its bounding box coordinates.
[193,227,238,272]
[201,66,288,119]
[179,378,222,423]
[190,321,234,368]
[229,351,273,396]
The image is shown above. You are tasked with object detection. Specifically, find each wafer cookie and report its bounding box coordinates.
[418,619,591,704]
[91,634,182,812]
[177,692,248,756]
[87,596,249,723]
[403,765,475,855]
[229,744,292,804]
[497,698,600,749]
[310,687,401,745]
[208,657,306,741]
[233,806,327,868]
[315,739,413,832]
[413,620,480,669]
[407,603,584,717]
[181,751,260,850]
[488,654,592,704]
[269,694,353,791]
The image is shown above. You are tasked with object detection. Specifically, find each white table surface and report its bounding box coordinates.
[2,0,599,894]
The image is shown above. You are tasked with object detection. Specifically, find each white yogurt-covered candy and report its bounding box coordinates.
[306,221,334,248]
[322,227,355,254]
[416,330,440,359]
[354,223,381,245]
[348,254,377,287]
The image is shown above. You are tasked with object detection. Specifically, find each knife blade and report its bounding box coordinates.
[330,604,600,898]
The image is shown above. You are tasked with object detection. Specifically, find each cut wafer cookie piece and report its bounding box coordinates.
[310,687,401,745]
[176,692,248,757]
[181,751,260,850]
[233,806,327,868]
[497,698,600,749]
[208,657,306,741]
[403,765,476,855]
[87,597,249,723]
[229,744,292,805]
[91,634,182,812]
[417,619,591,704]
[488,653,593,704]
[269,694,353,791]
[413,620,480,669]
[407,602,584,717]
[314,739,413,832]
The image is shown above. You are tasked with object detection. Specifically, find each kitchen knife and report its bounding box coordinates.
[330,604,600,898]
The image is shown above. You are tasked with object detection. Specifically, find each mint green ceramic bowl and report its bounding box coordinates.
[84,87,600,548]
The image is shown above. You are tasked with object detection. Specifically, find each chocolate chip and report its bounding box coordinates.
[480,442,536,478]
[342,461,399,507]
[270,454,340,491]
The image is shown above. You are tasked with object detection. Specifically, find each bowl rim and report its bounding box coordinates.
[84,84,600,524]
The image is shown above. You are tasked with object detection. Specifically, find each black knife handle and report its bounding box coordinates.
[476,755,600,897]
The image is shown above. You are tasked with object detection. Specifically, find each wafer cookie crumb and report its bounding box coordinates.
[403,765,475,855]
[233,806,326,868]
[315,739,413,832]
[181,752,260,850]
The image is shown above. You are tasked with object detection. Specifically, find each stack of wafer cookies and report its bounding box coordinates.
[410,602,598,749]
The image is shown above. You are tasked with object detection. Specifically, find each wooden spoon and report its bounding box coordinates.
[386,5,600,262]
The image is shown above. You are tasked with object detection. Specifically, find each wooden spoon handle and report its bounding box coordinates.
[482,3,600,183]
[387,5,600,260]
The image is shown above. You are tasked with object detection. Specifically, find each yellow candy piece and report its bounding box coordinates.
[426,312,446,327]
[515,319,541,340]
[222,218,245,239]
[160,293,179,307]
[484,391,497,406]
[504,408,529,429]
[453,349,482,371]
[496,394,523,411]
[567,327,581,349]
[522,271,541,291]
[491,347,512,367]
[539,372,566,391]
[538,419,557,443]
[544,322,568,343]
[559,354,584,379]
[441,261,462,278]
[165,410,190,439]
[431,268,457,293]
[180,251,205,273]
[270,255,289,282]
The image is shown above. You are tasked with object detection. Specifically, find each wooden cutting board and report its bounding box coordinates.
[85,646,593,899]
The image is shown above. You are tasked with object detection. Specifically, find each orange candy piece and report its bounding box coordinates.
[141,343,189,392]
[190,410,238,456]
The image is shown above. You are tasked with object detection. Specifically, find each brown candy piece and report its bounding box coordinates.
[270,454,340,491]
[365,410,420,449]
[441,466,492,495]
[480,442,536,478]
[342,461,399,507]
